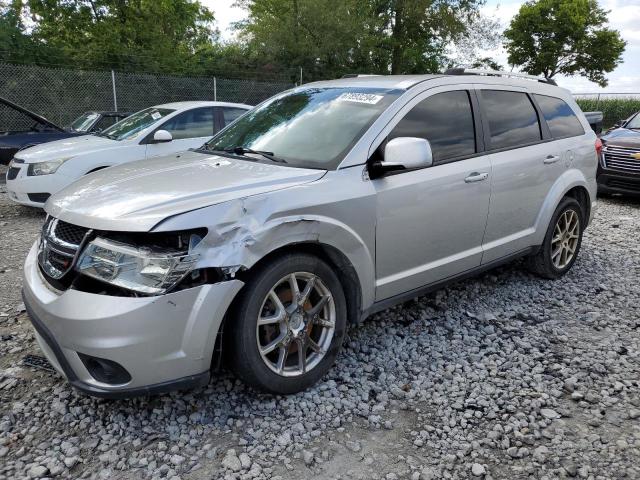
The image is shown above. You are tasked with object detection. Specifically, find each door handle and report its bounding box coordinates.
[544,154,561,164]
[464,172,489,183]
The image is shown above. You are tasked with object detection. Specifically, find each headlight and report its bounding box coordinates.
[27,157,71,176]
[76,237,200,295]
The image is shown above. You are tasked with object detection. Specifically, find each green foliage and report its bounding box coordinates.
[0,0,52,64]
[471,57,503,71]
[236,0,487,79]
[1,0,217,74]
[576,97,640,129]
[0,0,497,81]
[504,0,626,87]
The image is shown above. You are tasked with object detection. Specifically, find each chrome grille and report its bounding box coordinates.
[38,217,90,280]
[602,145,640,173]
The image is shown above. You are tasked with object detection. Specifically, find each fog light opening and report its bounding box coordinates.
[78,353,132,385]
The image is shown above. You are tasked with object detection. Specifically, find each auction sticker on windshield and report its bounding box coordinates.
[338,92,384,105]
[151,111,162,120]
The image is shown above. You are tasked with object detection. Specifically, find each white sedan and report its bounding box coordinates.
[6,101,251,207]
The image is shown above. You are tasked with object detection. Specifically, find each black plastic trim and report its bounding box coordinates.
[27,193,50,203]
[597,171,640,195]
[362,247,536,320]
[22,290,210,399]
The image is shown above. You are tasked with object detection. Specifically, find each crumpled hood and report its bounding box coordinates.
[14,134,120,162]
[46,150,326,231]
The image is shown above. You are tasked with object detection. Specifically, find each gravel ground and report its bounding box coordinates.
[0,178,639,480]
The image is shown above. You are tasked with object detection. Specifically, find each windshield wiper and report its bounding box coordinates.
[224,146,288,164]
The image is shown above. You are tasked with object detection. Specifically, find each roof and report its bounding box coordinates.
[302,73,569,95]
[154,101,253,110]
[305,75,444,90]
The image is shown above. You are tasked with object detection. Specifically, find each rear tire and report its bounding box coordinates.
[527,197,584,279]
[228,253,347,394]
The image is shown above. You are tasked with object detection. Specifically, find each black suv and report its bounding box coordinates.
[598,111,640,195]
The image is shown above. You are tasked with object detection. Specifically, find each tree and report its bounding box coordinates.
[446,11,502,70]
[375,0,486,74]
[504,0,626,87]
[236,0,490,80]
[0,0,50,64]
[20,0,217,73]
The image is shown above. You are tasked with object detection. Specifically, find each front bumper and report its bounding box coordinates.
[22,243,244,398]
[597,166,640,195]
[5,166,69,207]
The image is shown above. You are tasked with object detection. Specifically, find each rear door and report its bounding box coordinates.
[533,93,588,178]
[372,86,491,300]
[478,87,563,263]
[145,107,216,158]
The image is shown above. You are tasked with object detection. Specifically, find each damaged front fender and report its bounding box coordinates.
[153,181,377,310]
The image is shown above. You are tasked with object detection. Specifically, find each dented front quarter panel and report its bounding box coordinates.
[155,167,378,310]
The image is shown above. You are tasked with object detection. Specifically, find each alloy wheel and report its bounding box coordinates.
[551,209,580,269]
[256,272,336,377]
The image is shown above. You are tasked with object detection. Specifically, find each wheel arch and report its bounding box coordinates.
[563,185,591,225]
[212,241,364,373]
[533,171,594,246]
[234,241,363,326]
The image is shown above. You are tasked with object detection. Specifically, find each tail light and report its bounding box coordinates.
[595,138,603,156]
[595,138,604,167]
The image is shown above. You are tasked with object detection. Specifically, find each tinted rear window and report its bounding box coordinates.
[482,90,541,150]
[389,90,476,163]
[534,94,584,138]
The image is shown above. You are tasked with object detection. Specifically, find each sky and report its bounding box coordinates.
[204,0,640,94]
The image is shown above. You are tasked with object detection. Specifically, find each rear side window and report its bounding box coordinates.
[161,107,215,140]
[481,90,541,150]
[389,90,476,163]
[221,107,247,126]
[534,94,585,138]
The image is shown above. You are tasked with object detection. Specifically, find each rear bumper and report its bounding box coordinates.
[597,167,640,195]
[22,242,244,398]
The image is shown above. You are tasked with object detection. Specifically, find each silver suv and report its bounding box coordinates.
[23,70,598,397]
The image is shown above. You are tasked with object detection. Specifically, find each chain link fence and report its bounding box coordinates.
[0,63,293,129]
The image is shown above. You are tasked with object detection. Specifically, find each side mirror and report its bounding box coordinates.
[376,137,433,174]
[153,129,173,143]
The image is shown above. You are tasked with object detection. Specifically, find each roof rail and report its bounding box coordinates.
[444,67,557,86]
[341,74,382,78]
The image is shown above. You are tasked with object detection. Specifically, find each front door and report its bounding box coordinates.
[373,88,491,300]
[145,107,216,158]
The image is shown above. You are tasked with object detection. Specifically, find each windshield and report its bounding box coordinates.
[204,87,403,169]
[99,107,174,141]
[67,112,100,132]
[626,113,640,129]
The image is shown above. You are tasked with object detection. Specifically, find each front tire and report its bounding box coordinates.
[228,253,347,394]
[527,197,584,279]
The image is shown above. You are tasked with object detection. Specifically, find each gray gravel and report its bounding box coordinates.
[0,181,639,480]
